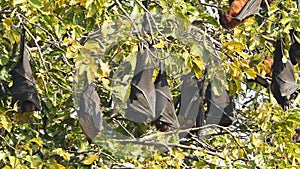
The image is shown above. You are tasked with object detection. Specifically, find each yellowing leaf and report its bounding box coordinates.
[99,60,110,78]
[82,154,99,165]
[244,67,257,79]
[153,41,166,49]
[252,135,263,147]
[0,114,12,132]
[30,138,44,147]
[53,148,71,161]
[223,41,245,54]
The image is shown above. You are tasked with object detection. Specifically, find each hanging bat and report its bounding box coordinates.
[10,27,41,112]
[204,82,235,127]
[125,46,156,123]
[77,73,103,140]
[152,67,179,132]
[125,46,179,131]
[271,41,298,110]
[177,73,205,137]
[219,0,263,29]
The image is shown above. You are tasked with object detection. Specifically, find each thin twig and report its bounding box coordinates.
[115,0,142,40]
[0,135,16,151]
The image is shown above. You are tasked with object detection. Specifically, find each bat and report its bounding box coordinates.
[177,73,205,137]
[219,0,263,29]
[125,46,156,123]
[153,67,179,131]
[125,46,179,131]
[204,82,235,127]
[77,73,103,140]
[10,27,41,112]
[271,41,298,110]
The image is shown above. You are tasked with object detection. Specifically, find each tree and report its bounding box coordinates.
[0,0,300,168]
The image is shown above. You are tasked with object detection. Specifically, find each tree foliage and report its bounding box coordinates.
[0,0,300,168]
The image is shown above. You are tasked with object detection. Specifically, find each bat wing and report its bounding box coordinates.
[125,47,156,123]
[272,41,298,98]
[10,29,41,111]
[271,41,298,109]
[272,60,298,97]
[154,69,179,128]
[204,83,235,127]
[177,74,202,131]
[235,0,262,21]
[77,77,103,140]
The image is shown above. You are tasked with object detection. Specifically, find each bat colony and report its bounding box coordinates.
[4,0,300,141]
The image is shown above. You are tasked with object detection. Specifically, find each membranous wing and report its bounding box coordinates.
[77,74,103,140]
[125,46,156,123]
[234,0,263,21]
[154,69,179,129]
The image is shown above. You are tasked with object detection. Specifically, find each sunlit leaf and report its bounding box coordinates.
[82,154,98,165]
[244,67,257,79]
[53,148,71,161]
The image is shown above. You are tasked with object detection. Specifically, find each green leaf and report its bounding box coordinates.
[29,0,41,7]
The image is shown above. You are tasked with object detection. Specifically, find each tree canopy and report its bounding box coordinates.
[1,0,300,168]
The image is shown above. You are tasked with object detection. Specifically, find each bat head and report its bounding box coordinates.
[218,10,239,30]
[20,100,37,112]
[218,10,230,29]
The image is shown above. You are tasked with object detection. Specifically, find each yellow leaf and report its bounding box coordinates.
[244,67,257,79]
[223,41,245,54]
[153,41,166,49]
[99,60,110,78]
[53,148,71,161]
[0,114,12,132]
[252,135,263,147]
[30,138,44,147]
[82,154,98,165]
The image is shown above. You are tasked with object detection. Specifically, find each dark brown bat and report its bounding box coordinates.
[271,41,298,110]
[125,46,179,131]
[203,82,235,127]
[177,73,206,137]
[153,68,179,131]
[219,0,262,29]
[10,27,41,112]
[77,74,103,140]
[125,46,156,123]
